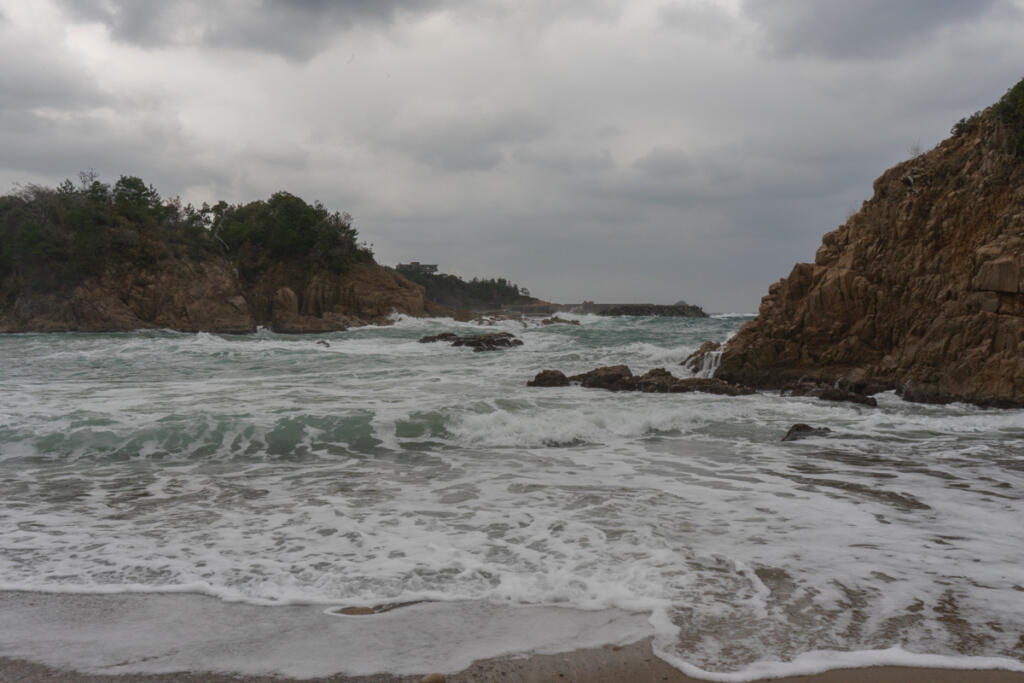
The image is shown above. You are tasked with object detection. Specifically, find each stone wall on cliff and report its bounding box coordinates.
[715,106,1024,406]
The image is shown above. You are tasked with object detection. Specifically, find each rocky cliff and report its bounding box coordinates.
[716,83,1024,407]
[0,258,444,334]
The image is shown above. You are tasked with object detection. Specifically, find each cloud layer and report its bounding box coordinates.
[3,0,1024,311]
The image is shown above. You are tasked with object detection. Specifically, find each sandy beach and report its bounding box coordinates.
[4,640,1024,683]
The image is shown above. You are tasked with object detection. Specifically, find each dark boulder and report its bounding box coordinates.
[569,365,638,391]
[451,332,523,351]
[527,370,570,387]
[638,368,677,393]
[419,331,522,351]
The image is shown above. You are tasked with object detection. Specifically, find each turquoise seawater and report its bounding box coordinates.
[1,314,1023,677]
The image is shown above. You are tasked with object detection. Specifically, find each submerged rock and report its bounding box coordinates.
[782,424,833,442]
[419,332,459,344]
[781,381,877,407]
[672,377,756,396]
[716,78,1024,407]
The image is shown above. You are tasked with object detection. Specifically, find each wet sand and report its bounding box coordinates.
[3,640,1024,683]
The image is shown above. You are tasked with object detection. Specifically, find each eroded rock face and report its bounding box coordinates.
[247,262,442,332]
[716,108,1024,407]
[0,259,445,334]
[0,259,256,333]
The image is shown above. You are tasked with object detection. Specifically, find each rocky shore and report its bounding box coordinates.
[0,260,449,334]
[716,79,1024,407]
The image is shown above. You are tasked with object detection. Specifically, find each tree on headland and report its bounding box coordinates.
[0,175,373,293]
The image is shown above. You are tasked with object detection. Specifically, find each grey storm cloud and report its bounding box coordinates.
[380,107,550,172]
[3,0,1024,311]
[58,0,448,60]
[743,0,1003,59]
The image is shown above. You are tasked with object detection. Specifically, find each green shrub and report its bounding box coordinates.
[0,174,373,292]
[993,77,1024,156]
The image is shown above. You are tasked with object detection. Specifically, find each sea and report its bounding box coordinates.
[1,313,1023,681]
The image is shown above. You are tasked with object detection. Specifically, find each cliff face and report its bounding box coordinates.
[716,105,1024,406]
[0,259,441,334]
[249,262,447,333]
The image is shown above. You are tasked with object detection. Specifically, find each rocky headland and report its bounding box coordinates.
[715,78,1024,407]
[0,181,449,334]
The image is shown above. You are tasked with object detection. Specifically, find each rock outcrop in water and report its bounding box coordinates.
[419,331,524,351]
[528,366,755,395]
[716,78,1024,407]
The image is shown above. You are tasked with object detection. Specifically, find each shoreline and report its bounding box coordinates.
[4,640,1024,683]
[1,592,1022,683]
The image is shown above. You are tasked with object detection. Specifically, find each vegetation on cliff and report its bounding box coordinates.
[0,173,372,295]
[395,267,536,311]
[951,77,1024,157]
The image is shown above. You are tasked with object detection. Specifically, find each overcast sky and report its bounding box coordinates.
[2,0,1023,311]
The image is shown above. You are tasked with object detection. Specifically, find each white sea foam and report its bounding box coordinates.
[1,317,1022,678]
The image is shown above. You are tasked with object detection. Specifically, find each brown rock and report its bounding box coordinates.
[568,365,638,391]
[528,370,570,387]
[716,89,1024,407]
[637,368,677,392]
[420,674,446,683]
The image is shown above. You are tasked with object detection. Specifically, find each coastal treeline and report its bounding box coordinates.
[397,268,534,311]
[0,173,372,292]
